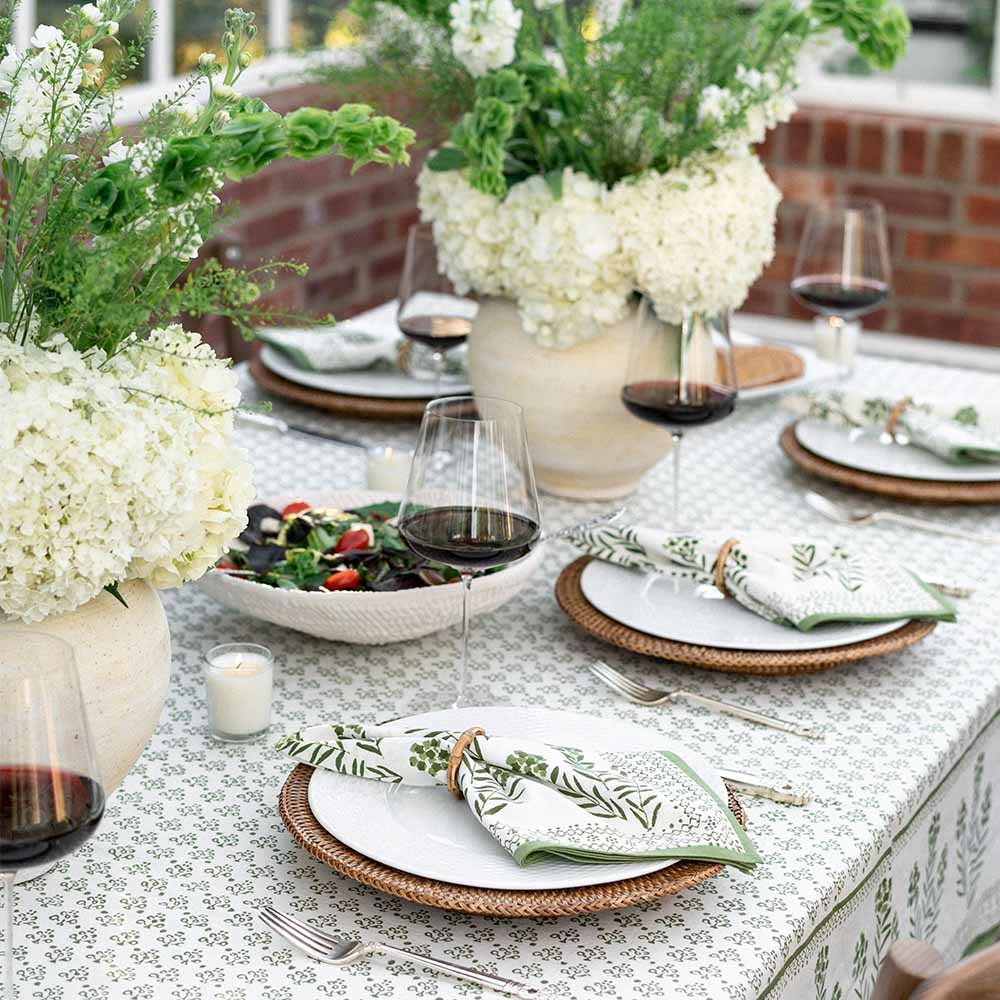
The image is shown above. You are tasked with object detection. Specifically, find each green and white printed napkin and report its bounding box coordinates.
[257,323,398,373]
[276,723,760,871]
[787,390,1000,465]
[571,524,956,631]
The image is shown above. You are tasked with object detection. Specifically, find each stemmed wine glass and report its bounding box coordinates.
[1,633,104,1000]
[398,396,541,708]
[621,300,738,528]
[397,223,478,393]
[791,197,891,377]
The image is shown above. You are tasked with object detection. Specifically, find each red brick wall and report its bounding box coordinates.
[752,107,1000,347]
[199,86,1000,356]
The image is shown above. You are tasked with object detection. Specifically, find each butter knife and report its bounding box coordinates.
[719,769,811,807]
[236,410,366,449]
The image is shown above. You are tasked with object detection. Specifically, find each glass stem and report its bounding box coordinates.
[455,573,474,710]
[433,351,445,397]
[671,432,683,530]
[2,872,13,1000]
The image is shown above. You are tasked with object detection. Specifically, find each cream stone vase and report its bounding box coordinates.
[467,297,673,499]
[1,581,171,795]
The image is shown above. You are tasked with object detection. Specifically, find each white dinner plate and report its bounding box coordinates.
[795,419,1000,483]
[579,559,906,651]
[260,345,471,399]
[307,705,727,890]
[731,330,839,401]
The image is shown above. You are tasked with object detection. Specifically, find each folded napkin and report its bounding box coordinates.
[571,524,955,631]
[787,390,1000,465]
[276,722,760,871]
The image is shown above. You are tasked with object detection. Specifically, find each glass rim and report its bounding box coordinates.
[422,394,525,424]
[810,195,886,215]
[204,642,274,669]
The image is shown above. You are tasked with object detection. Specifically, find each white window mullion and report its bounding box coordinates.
[150,0,174,83]
[268,0,291,52]
[14,0,35,50]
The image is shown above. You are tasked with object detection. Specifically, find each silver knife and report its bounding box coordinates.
[236,410,367,449]
[719,769,810,807]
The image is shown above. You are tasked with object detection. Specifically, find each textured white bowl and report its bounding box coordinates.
[196,491,544,644]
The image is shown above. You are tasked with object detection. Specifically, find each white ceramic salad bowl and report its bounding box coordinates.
[196,491,544,644]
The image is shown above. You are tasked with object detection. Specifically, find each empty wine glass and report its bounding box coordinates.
[1,633,104,1000]
[398,396,541,708]
[791,197,891,376]
[397,223,477,393]
[621,300,738,528]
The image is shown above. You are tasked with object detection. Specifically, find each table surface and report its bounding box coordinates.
[13,328,1000,1000]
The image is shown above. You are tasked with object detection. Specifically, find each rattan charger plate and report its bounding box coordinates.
[780,421,1000,504]
[250,352,427,421]
[556,556,935,676]
[278,763,747,916]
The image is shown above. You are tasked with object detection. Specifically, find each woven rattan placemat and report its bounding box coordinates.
[780,421,1000,504]
[555,556,936,676]
[733,345,805,389]
[251,353,428,422]
[278,763,747,917]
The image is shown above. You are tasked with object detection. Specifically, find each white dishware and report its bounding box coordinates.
[365,446,413,492]
[260,346,471,400]
[306,705,727,890]
[579,559,906,652]
[812,316,861,370]
[730,328,839,401]
[204,643,274,742]
[795,419,1000,483]
[197,492,544,645]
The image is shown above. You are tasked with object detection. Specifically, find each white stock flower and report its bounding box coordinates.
[0,330,252,623]
[31,25,65,48]
[449,0,522,77]
[80,4,102,23]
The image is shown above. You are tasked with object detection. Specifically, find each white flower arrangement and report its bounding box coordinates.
[448,0,522,78]
[419,149,781,347]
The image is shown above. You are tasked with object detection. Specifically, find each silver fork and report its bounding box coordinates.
[805,490,1000,545]
[590,661,824,740]
[259,907,542,998]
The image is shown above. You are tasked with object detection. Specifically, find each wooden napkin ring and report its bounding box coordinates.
[447,727,486,799]
[886,397,913,438]
[714,539,740,597]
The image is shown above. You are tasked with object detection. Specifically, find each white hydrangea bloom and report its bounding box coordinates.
[609,152,780,323]
[0,330,253,623]
[449,0,522,77]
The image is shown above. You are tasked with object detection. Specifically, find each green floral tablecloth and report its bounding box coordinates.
[13,327,1000,1000]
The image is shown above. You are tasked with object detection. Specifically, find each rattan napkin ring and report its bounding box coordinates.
[447,727,486,798]
[886,397,913,438]
[713,538,739,596]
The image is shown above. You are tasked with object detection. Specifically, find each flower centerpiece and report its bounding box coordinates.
[0,1,413,790]
[327,0,909,497]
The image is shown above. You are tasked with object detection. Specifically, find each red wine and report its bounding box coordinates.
[400,506,540,571]
[398,315,472,352]
[622,381,736,429]
[0,765,104,871]
[791,274,889,317]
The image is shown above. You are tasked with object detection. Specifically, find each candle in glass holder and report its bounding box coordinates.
[204,643,274,742]
[366,445,413,493]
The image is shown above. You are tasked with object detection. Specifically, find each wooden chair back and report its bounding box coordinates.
[872,937,1000,999]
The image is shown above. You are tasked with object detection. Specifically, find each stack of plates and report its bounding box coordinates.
[279,706,743,916]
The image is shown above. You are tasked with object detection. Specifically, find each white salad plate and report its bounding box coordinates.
[259,345,471,399]
[579,559,905,652]
[197,491,541,644]
[731,330,839,401]
[307,705,726,890]
[795,419,1000,483]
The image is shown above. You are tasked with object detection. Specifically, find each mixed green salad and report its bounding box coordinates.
[216,500,462,592]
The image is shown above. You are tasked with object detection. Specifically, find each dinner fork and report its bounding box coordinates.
[590,661,824,740]
[259,907,542,998]
[805,490,1000,544]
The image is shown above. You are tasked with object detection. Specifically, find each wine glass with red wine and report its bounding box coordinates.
[398,396,541,708]
[791,198,891,376]
[1,633,104,1000]
[622,300,738,527]
[397,223,478,393]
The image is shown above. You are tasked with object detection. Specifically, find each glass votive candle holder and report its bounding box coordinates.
[366,445,414,493]
[204,643,274,743]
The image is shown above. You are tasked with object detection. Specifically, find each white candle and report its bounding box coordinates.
[814,316,861,373]
[204,643,274,742]
[366,446,413,493]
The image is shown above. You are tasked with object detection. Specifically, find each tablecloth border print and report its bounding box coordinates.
[760,708,999,998]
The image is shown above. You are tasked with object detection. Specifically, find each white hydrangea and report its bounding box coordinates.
[0,329,253,623]
[419,149,780,346]
[449,0,522,77]
[609,152,780,323]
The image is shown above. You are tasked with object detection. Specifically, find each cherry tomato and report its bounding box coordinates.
[334,528,370,554]
[322,569,361,591]
[281,500,311,518]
